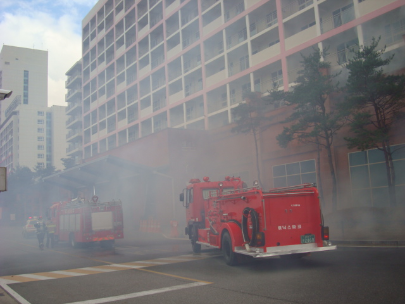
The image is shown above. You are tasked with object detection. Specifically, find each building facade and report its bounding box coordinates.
[63,0,405,215]
[73,0,405,159]
[0,45,67,171]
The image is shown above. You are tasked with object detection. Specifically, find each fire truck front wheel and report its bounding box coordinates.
[191,225,201,253]
[222,232,238,266]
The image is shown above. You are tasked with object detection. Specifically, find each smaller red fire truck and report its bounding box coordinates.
[181,176,336,265]
[49,196,124,248]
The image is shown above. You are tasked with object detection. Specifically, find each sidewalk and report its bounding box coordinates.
[331,240,405,247]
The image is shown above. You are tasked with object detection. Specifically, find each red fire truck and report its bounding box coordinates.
[181,176,336,265]
[49,196,124,248]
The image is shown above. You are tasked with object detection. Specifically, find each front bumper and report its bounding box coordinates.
[234,243,337,258]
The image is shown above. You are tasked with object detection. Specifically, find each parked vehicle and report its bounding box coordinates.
[181,176,336,265]
[48,196,124,248]
[22,217,39,238]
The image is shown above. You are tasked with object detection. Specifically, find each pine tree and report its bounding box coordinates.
[342,37,405,207]
[267,48,345,211]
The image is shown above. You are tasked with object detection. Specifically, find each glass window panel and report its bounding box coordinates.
[301,172,316,184]
[392,144,405,160]
[349,151,367,166]
[352,189,372,207]
[287,175,301,186]
[273,165,286,177]
[394,160,405,185]
[286,162,300,175]
[369,163,388,188]
[300,160,315,173]
[368,149,385,163]
[350,165,369,189]
[274,177,286,188]
[372,187,389,208]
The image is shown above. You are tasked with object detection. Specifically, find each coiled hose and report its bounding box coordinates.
[242,207,259,246]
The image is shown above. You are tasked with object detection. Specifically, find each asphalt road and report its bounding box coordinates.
[0,226,404,304]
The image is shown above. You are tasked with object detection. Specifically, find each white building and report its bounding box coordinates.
[0,45,67,171]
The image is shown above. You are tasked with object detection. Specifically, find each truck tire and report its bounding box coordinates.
[100,240,115,249]
[191,225,201,253]
[222,232,238,266]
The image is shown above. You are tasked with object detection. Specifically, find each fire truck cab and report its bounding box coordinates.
[181,176,336,265]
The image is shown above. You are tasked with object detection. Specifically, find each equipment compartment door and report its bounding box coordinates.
[92,212,113,231]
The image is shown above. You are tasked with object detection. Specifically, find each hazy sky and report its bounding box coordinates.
[0,0,98,107]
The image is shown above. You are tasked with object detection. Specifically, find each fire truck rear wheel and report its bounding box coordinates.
[222,232,238,266]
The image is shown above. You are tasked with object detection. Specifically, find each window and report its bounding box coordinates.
[238,28,247,43]
[271,69,283,87]
[269,39,280,47]
[38,154,44,158]
[37,119,44,124]
[254,79,261,92]
[242,83,250,95]
[273,160,316,188]
[301,21,315,31]
[37,162,44,168]
[266,10,277,27]
[385,18,405,45]
[337,39,358,64]
[240,55,249,71]
[349,144,405,207]
[38,128,44,133]
[38,136,44,141]
[38,145,44,150]
[333,4,354,29]
[298,0,313,11]
[37,111,44,116]
[250,22,257,36]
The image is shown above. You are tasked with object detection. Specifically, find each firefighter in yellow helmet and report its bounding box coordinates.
[46,217,56,248]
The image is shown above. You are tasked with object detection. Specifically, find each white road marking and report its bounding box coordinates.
[65,282,209,304]
[16,274,55,280]
[52,271,87,276]
[0,281,30,304]
[107,264,145,269]
[81,267,116,272]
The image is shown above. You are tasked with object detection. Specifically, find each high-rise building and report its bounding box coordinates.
[0,45,67,171]
[65,61,83,165]
[69,0,404,162]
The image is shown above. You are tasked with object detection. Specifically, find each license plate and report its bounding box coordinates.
[301,234,315,244]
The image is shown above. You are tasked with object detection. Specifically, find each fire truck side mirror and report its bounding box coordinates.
[179,193,184,202]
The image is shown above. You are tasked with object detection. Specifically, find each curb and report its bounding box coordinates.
[332,240,405,247]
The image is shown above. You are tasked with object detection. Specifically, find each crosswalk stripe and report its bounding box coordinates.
[1,252,219,284]
[81,267,116,272]
[16,274,54,280]
[52,271,87,276]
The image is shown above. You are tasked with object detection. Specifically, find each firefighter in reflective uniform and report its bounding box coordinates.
[34,216,46,250]
[46,218,56,248]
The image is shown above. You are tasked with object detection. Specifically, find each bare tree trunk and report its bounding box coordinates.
[383,143,397,207]
[253,129,263,188]
[324,133,337,211]
[316,138,325,207]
